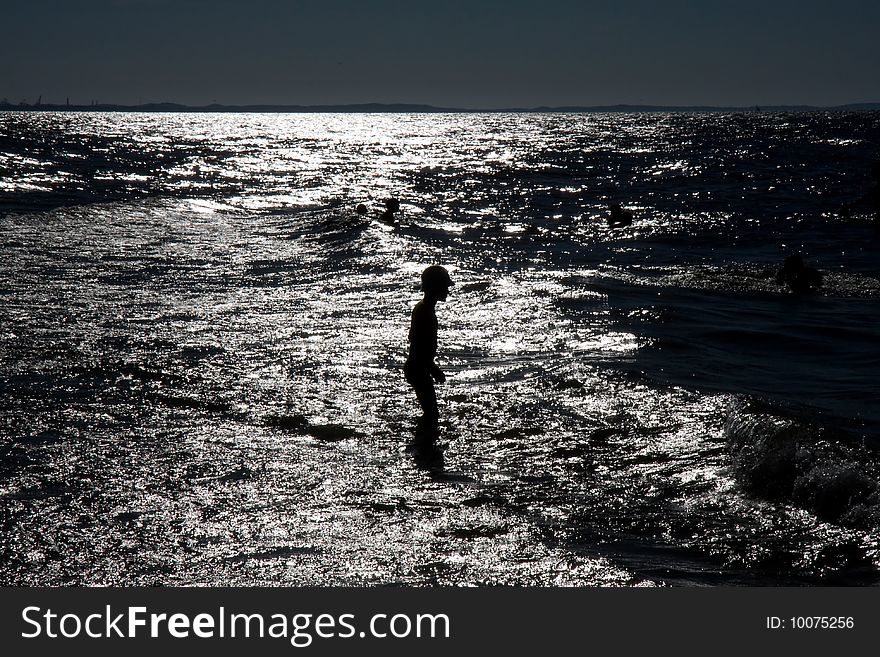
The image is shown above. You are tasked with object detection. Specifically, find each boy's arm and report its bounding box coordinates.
[430,362,446,383]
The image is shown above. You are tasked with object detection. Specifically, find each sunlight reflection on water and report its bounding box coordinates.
[2,111,879,585]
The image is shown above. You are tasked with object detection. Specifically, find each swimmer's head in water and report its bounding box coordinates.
[420,265,454,299]
[783,253,804,272]
[385,198,401,213]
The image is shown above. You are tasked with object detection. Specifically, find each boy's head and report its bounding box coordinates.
[421,265,454,301]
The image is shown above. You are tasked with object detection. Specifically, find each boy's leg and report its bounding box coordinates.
[406,369,438,422]
[414,378,438,422]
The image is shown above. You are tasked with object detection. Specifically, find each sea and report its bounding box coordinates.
[1,110,879,586]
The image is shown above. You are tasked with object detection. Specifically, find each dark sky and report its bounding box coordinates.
[4,0,879,108]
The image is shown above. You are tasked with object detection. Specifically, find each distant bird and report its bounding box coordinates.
[608,203,633,228]
[775,253,822,294]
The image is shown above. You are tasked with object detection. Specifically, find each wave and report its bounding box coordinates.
[726,398,880,528]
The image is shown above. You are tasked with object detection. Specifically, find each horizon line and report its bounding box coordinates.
[3,100,880,113]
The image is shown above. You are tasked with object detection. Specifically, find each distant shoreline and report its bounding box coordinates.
[2,101,880,114]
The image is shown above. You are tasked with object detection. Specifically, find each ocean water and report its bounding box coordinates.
[1,111,879,586]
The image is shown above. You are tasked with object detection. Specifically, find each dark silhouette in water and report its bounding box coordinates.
[404,265,453,424]
[608,203,633,228]
[775,253,823,293]
[379,197,401,223]
[355,203,368,215]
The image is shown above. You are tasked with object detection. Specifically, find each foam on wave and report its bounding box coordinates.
[726,399,880,527]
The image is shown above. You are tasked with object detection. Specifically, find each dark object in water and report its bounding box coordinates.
[775,253,822,294]
[607,203,633,228]
[379,197,401,223]
[264,413,359,441]
[265,413,309,432]
[355,203,368,215]
[306,424,360,442]
[217,463,252,482]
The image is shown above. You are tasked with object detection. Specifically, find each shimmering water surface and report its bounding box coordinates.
[2,112,879,585]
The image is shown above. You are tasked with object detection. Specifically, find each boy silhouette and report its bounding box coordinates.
[405,265,454,424]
